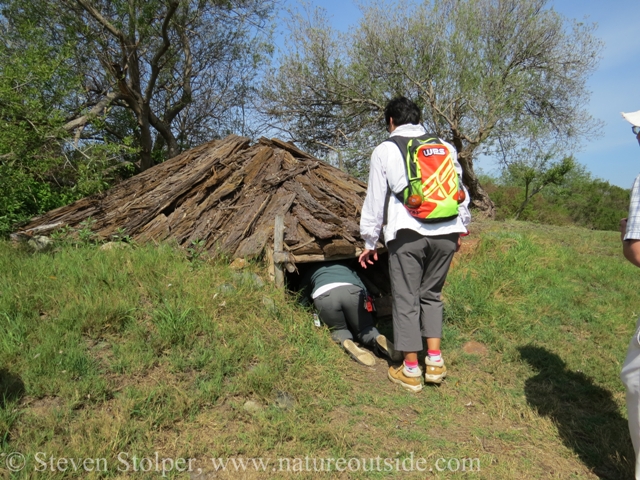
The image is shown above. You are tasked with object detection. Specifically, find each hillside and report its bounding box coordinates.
[0,219,637,478]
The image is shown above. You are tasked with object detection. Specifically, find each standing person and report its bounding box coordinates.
[359,96,470,393]
[619,109,640,479]
[299,261,400,366]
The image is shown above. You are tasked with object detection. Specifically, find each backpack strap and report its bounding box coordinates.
[382,184,391,226]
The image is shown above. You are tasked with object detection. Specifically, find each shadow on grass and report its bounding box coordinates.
[0,369,25,409]
[0,369,25,445]
[519,345,634,480]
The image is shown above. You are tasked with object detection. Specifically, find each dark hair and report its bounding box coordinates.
[384,96,421,128]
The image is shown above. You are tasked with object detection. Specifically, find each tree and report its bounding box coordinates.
[0,19,119,235]
[1,0,275,171]
[503,154,575,220]
[260,0,602,216]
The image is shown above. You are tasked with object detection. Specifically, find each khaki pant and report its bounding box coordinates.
[621,316,640,479]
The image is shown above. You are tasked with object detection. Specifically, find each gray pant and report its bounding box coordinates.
[388,229,458,352]
[313,285,379,347]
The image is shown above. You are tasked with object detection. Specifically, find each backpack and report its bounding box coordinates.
[385,134,465,223]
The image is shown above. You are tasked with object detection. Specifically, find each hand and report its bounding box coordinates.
[358,249,378,269]
[455,236,462,253]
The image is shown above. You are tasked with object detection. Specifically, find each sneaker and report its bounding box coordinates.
[375,335,403,362]
[343,339,376,366]
[424,358,447,384]
[388,365,423,393]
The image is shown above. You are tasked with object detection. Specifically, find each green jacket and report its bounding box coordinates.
[299,261,366,304]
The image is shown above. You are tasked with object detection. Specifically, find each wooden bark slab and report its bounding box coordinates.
[16,134,370,263]
[292,204,338,240]
[283,214,300,245]
[322,239,356,257]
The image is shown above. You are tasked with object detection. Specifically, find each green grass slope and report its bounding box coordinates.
[0,220,637,479]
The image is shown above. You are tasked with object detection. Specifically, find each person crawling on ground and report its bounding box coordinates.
[299,260,401,366]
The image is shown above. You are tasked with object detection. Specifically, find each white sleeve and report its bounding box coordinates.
[442,139,471,230]
[360,146,388,250]
[458,184,471,229]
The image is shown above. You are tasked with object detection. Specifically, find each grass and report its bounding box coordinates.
[0,219,637,478]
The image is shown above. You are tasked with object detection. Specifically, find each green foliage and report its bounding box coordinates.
[76,218,97,244]
[0,23,74,234]
[549,171,631,231]
[110,227,134,244]
[0,240,355,475]
[484,166,630,230]
[0,18,137,236]
[187,239,207,265]
[445,222,635,477]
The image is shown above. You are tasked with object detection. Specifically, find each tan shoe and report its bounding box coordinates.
[424,358,447,384]
[375,335,403,362]
[388,365,423,392]
[343,339,376,366]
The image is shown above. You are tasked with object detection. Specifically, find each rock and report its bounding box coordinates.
[100,241,130,251]
[243,400,263,413]
[274,390,295,410]
[247,273,265,287]
[231,271,265,288]
[27,236,52,252]
[462,341,488,356]
[217,283,236,293]
[230,258,247,270]
[262,296,276,310]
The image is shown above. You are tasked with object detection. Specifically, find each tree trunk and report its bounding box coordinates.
[455,148,495,218]
[514,180,532,220]
[138,106,155,171]
[149,114,181,159]
[465,169,495,217]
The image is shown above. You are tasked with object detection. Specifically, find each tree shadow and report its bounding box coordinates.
[519,345,634,479]
[0,369,25,409]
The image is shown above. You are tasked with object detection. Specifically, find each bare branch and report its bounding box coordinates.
[164,23,193,125]
[145,0,180,103]
[74,0,126,43]
[63,91,122,132]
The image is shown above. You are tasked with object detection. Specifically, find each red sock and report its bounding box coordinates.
[428,350,442,362]
[404,360,419,369]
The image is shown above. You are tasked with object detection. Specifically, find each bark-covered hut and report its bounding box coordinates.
[14,135,392,298]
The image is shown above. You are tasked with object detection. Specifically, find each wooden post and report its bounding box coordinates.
[265,246,275,284]
[274,214,285,288]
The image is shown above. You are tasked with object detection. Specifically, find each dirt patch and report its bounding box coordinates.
[22,396,64,416]
[450,236,481,270]
[460,236,481,255]
[462,341,489,356]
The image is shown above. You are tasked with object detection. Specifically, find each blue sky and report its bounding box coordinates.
[276,0,640,188]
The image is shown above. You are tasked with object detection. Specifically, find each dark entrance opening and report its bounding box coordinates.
[285,251,394,336]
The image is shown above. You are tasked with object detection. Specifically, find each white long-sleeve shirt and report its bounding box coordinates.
[360,123,471,250]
